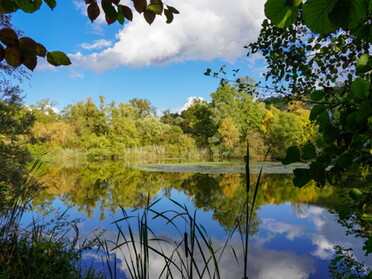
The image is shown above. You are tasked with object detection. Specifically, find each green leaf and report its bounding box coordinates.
[14,0,42,13]
[351,77,369,99]
[349,188,363,201]
[166,5,179,14]
[46,51,71,66]
[309,161,326,185]
[146,2,163,15]
[328,0,367,30]
[164,8,174,24]
[282,146,301,164]
[337,152,353,168]
[43,0,56,10]
[323,124,339,143]
[301,141,316,160]
[265,0,299,28]
[309,104,327,121]
[302,0,338,34]
[18,37,37,56]
[101,0,117,20]
[0,0,18,13]
[309,90,324,101]
[35,43,46,57]
[356,54,372,75]
[293,168,312,187]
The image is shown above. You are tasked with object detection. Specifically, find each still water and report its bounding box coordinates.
[29,160,371,278]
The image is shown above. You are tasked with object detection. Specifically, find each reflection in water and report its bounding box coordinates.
[31,160,369,278]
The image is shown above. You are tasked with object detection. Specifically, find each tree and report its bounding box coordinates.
[0,0,179,70]
[251,0,371,187]
[218,117,240,152]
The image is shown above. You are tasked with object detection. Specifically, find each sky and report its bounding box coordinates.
[13,0,267,113]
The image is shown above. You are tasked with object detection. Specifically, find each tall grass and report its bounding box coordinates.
[97,140,266,278]
[0,159,103,279]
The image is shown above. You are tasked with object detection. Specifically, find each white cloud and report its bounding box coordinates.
[79,39,113,50]
[69,70,84,78]
[261,219,304,240]
[178,96,205,112]
[71,0,265,71]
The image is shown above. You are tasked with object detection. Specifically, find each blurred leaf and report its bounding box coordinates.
[166,5,179,14]
[5,46,21,68]
[0,0,18,13]
[22,55,37,71]
[323,124,339,143]
[14,0,42,13]
[349,188,363,201]
[301,141,316,160]
[146,2,163,15]
[35,43,46,57]
[144,10,156,25]
[303,0,337,34]
[0,28,18,47]
[351,77,369,99]
[46,51,71,66]
[310,104,326,121]
[282,146,301,164]
[293,168,312,187]
[265,0,299,28]
[337,152,353,169]
[18,37,37,56]
[121,5,133,21]
[43,0,56,10]
[133,0,146,13]
[309,90,324,101]
[0,44,4,62]
[164,8,173,24]
[105,15,116,25]
[356,54,372,75]
[328,0,367,30]
[87,2,100,22]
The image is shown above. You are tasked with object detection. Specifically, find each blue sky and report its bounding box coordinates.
[13,0,266,113]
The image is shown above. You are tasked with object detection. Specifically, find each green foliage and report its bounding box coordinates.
[0,0,178,70]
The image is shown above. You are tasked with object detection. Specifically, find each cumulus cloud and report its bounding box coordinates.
[72,0,265,71]
[178,96,205,112]
[79,39,113,50]
[261,219,304,240]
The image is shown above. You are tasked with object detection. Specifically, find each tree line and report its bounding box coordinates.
[27,80,315,160]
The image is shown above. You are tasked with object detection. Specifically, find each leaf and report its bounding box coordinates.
[323,124,339,143]
[0,0,18,13]
[293,168,312,187]
[105,15,116,25]
[144,10,156,25]
[166,5,179,14]
[309,90,324,101]
[0,45,4,62]
[337,152,353,169]
[18,37,37,56]
[22,55,37,71]
[14,0,42,13]
[349,188,363,201]
[309,161,326,185]
[0,28,18,47]
[309,104,326,121]
[121,5,133,21]
[328,0,367,30]
[43,0,56,10]
[302,0,338,34]
[101,0,117,19]
[356,54,372,75]
[301,141,316,160]
[132,0,146,13]
[146,0,163,15]
[5,46,21,68]
[282,146,301,164]
[46,51,71,66]
[164,8,173,24]
[351,77,369,99]
[116,6,125,24]
[36,43,46,57]
[87,2,100,22]
[265,0,299,28]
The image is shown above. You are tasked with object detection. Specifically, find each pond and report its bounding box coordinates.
[27,160,371,278]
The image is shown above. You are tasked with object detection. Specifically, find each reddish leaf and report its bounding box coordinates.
[22,55,37,71]
[0,28,18,47]
[18,37,37,56]
[111,0,120,5]
[133,0,146,13]
[143,10,155,24]
[0,44,4,62]
[85,0,94,4]
[88,2,100,22]
[106,15,116,25]
[121,5,133,21]
[36,43,47,57]
[5,46,21,68]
